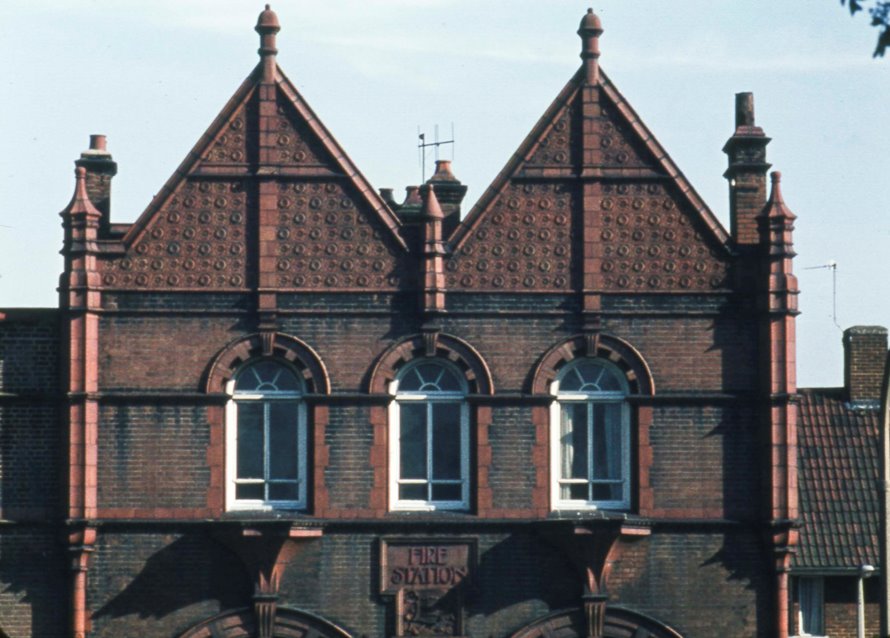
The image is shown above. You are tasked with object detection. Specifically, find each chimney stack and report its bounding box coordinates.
[843,326,888,405]
[74,135,117,234]
[425,160,467,238]
[723,93,771,248]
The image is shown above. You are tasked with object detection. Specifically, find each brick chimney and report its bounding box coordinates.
[723,93,770,248]
[74,134,117,234]
[425,160,467,238]
[843,325,888,405]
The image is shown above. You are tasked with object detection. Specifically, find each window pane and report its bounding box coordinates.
[432,403,461,480]
[799,577,824,635]
[269,403,299,479]
[561,403,588,480]
[433,367,462,392]
[562,483,588,501]
[432,483,462,501]
[592,483,622,501]
[236,403,264,479]
[269,482,299,501]
[400,403,427,479]
[399,483,426,500]
[236,483,264,500]
[592,403,622,480]
[398,367,424,391]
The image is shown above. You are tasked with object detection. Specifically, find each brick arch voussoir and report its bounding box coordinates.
[509,606,684,638]
[205,332,330,394]
[368,334,494,395]
[531,334,654,395]
[178,607,353,638]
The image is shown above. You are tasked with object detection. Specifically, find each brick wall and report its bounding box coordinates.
[0,527,66,638]
[97,405,212,514]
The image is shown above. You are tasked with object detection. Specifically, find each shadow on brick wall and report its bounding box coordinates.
[92,532,251,623]
[0,530,66,637]
[701,530,772,636]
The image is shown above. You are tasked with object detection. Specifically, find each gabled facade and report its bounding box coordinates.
[0,7,808,638]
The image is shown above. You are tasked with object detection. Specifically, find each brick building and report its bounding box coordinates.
[0,6,841,638]
[791,326,887,638]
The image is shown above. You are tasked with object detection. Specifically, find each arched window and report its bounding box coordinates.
[551,358,630,510]
[226,360,306,510]
[389,360,469,511]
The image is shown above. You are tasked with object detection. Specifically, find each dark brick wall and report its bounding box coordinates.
[648,405,758,518]
[0,526,66,637]
[0,310,61,527]
[322,405,374,510]
[87,529,250,638]
[0,310,59,394]
[98,405,211,512]
[487,407,538,510]
[609,529,768,637]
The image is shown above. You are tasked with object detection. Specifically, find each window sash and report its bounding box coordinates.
[552,396,629,510]
[227,395,306,510]
[390,397,469,510]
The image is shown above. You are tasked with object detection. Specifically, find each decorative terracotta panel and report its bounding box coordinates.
[271,91,337,167]
[523,101,578,168]
[268,181,405,289]
[595,96,656,168]
[200,92,258,164]
[447,182,574,291]
[596,182,729,291]
[102,180,250,289]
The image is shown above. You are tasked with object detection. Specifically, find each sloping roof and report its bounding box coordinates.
[795,388,880,570]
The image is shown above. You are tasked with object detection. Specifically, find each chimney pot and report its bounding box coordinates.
[735,92,755,128]
[89,134,107,152]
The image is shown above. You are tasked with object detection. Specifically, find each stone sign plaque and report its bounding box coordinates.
[380,538,476,595]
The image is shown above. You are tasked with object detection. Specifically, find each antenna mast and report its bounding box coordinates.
[417,123,455,183]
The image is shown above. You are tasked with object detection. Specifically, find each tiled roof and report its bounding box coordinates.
[795,388,881,570]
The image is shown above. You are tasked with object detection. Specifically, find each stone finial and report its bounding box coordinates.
[765,172,796,221]
[63,167,102,220]
[578,8,603,84]
[256,4,281,81]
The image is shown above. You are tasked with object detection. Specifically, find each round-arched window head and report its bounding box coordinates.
[557,359,628,394]
[396,361,465,393]
[234,360,303,393]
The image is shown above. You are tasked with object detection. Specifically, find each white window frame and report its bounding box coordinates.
[224,364,308,511]
[795,576,826,638]
[388,361,470,512]
[550,359,631,511]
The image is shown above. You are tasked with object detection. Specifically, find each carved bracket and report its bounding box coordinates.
[214,524,323,638]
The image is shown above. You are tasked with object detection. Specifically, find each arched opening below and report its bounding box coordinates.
[510,606,684,638]
[178,606,352,638]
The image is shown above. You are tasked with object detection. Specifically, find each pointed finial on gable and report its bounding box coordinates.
[578,8,603,85]
[256,4,281,81]
[62,167,102,220]
[764,171,796,221]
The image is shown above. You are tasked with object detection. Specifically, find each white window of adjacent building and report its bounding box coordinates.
[797,577,825,637]
[550,358,630,510]
[389,360,469,511]
[225,360,307,511]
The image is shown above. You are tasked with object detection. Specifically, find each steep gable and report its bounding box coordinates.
[101,35,407,293]
[449,61,731,294]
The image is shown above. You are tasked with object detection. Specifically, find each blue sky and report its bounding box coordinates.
[1,1,888,387]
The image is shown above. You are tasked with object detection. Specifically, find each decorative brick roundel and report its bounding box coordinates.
[510,607,684,638]
[531,333,654,395]
[205,332,329,394]
[368,334,494,395]
[178,607,352,638]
